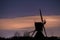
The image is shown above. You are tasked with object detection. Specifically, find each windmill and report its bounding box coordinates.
[31,9,47,37]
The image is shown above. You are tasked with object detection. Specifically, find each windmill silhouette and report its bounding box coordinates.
[31,9,47,38]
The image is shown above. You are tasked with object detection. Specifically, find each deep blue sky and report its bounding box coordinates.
[0,0,60,18]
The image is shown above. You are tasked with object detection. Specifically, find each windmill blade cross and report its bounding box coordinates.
[39,9,47,37]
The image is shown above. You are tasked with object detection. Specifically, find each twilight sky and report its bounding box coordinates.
[0,0,60,18]
[0,0,60,38]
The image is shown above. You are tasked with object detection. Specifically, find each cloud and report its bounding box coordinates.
[0,15,60,30]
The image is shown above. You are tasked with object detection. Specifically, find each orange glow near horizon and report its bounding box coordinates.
[0,15,60,30]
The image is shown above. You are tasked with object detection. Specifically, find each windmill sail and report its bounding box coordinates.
[39,9,47,37]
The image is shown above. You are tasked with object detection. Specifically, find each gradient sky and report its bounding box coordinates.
[0,0,60,38]
[0,0,60,18]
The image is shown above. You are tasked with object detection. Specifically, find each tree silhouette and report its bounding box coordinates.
[24,31,30,37]
[14,31,20,37]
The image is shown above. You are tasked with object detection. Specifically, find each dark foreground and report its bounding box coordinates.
[0,36,60,40]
